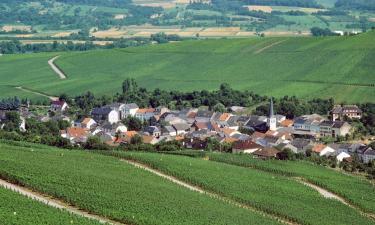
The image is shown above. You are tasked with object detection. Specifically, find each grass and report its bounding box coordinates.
[0,186,101,225]
[0,141,282,225]
[103,151,375,225]
[0,31,374,103]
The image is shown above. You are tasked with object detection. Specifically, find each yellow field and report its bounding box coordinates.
[245,5,273,13]
[244,5,326,14]
[133,0,210,9]
[19,40,113,45]
[89,26,309,38]
[52,31,74,38]
[1,25,32,32]
[91,28,128,38]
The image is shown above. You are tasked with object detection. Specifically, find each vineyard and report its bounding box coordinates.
[0,186,100,225]
[0,142,281,225]
[205,152,375,214]
[103,151,375,225]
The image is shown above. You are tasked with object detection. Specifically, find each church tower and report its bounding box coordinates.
[268,98,277,131]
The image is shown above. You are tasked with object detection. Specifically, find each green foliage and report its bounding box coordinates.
[84,136,109,150]
[2,32,374,103]
[0,187,100,225]
[122,116,143,131]
[0,142,281,225]
[310,27,338,36]
[206,153,375,214]
[107,151,374,225]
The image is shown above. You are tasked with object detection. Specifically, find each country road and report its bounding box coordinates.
[48,56,67,79]
[15,86,58,101]
[0,179,125,225]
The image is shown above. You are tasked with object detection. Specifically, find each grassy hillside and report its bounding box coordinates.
[0,141,281,225]
[0,187,100,225]
[0,31,374,103]
[103,151,375,225]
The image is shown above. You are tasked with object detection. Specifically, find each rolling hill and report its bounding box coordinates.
[0,31,374,103]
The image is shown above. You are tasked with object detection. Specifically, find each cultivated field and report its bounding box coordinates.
[0,31,374,103]
[104,151,375,225]
[0,141,282,225]
[0,186,100,225]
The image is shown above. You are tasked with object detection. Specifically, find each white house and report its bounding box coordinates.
[135,108,156,121]
[91,107,120,124]
[320,146,336,156]
[50,100,69,113]
[336,152,351,162]
[80,118,97,129]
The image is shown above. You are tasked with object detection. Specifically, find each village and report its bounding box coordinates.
[2,96,374,167]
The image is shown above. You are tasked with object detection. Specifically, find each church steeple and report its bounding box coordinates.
[268,97,277,131]
[269,97,274,118]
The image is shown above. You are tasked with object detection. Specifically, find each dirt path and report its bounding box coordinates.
[297,179,348,204]
[48,56,67,79]
[254,40,286,54]
[15,86,58,101]
[122,159,299,225]
[0,179,125,225]
[297,178,375,220]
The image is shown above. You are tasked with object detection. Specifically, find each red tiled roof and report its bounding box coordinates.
[66,127,87,138]
[312,144,327,153]
[219,113,231,121]
[233,140,262,150]
[253,147,280,157]
[136,108,155,114]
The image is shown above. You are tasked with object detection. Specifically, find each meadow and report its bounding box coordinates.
[0,141,282,225]
[0,31,374,103]
[0,186,101,225]
[104,151,375,225]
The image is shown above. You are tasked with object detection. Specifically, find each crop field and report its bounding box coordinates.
[104,151,375,225]
[0,141,282,225]
[0,186,100,225]
[204,153,375,214]
[0,31,374,103]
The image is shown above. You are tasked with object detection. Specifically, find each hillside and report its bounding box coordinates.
[0,31,374,103]
[0,141,374,225]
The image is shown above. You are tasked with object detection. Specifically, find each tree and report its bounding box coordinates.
[84,136,108,150]
[123,116,143,131]
[213,103,226,113]
[3,111,21,132]
[130,134,143,145]
[122,78,138,94]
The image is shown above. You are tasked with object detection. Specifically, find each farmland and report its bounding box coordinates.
[0,141,282,225]
[1,31,375,103]
[205,152,375,214]
[103,151,375,225]
[0,186,100,225]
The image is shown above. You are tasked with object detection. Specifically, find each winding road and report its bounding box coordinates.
[48,56,67,79]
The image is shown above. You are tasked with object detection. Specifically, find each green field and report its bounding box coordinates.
[102,151,375,225]
[206,153,375,213]
[0,31,374,103]
[0,186,100,225]
[0,141,281,225]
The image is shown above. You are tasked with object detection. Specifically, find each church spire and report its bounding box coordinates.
[269,97,274,118]
[268,97,277,131]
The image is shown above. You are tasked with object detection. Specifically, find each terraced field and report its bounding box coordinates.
[102,151,375,225]
[0,141,282,225]
[0,31,374,102]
